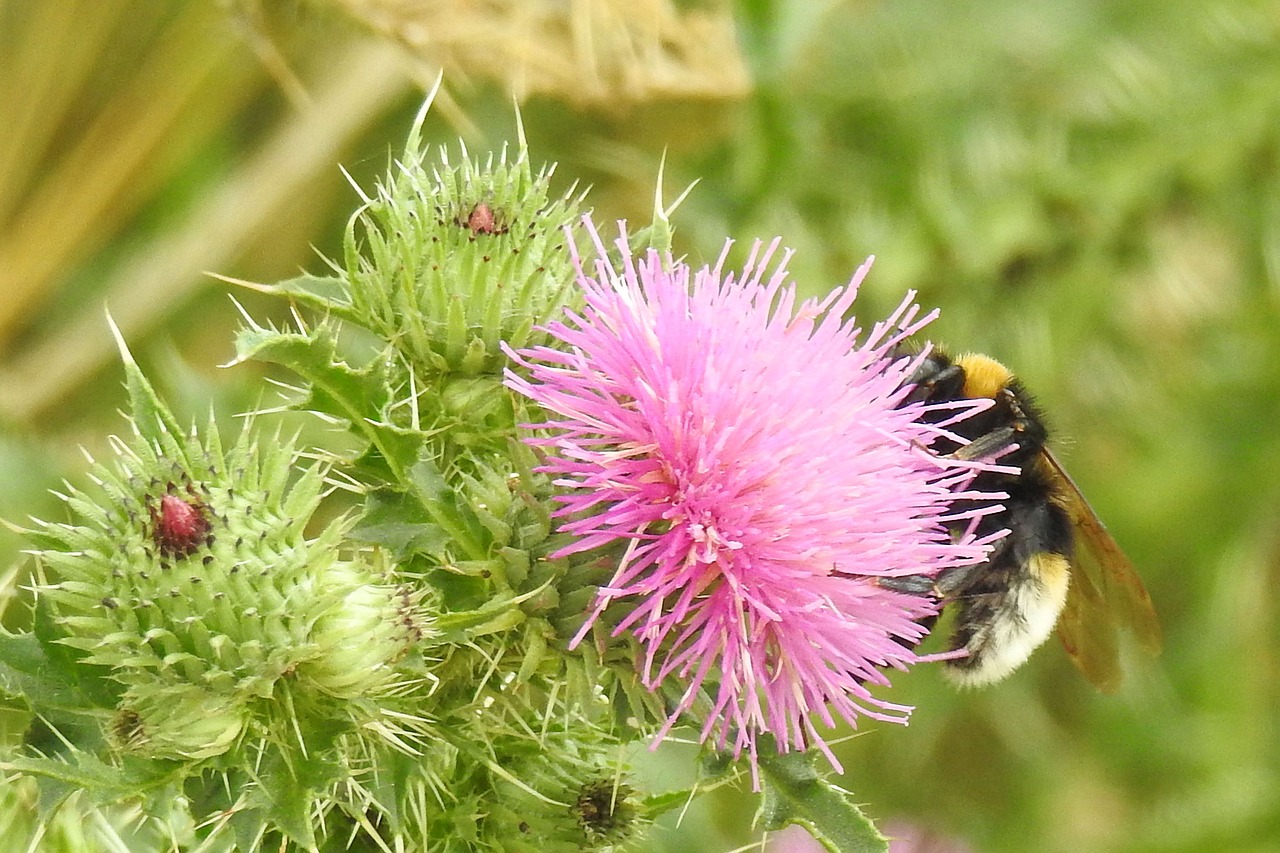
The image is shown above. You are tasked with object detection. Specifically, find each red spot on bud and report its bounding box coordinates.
[151,492,212,558]
[463,202,500,235]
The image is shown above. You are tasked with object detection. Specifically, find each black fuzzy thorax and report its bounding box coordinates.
[900,350,1070,552]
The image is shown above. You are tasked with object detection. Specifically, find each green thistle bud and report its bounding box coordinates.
[439,375,516,438]
[479,721,647,852]
[342,99,584,376]
[571,778,641,846]
[301,560,426,698]
[113,685,246,760]
[488,768,646,852]
[25,327,428,754]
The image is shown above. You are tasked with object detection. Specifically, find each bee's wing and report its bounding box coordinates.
[1057,545,1124,692]
[1042,450,1162,692]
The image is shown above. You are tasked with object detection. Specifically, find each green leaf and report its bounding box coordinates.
[640,787,700,821]
[0,631,80,710]
[0,622,118,715]
[262,774,315,850]
[432,593,528,642]
[234,323,423,482]
[249,748,345,851]
[32,597,121,709]
[406,453,491,561]
[363,747,420,835]
[1,752,176,811]
[757,742,888,853]
[348,489,451,559]
[239,273,360,322]
[228,804,274,853]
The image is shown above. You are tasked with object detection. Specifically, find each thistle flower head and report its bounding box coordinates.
[506,219,999,776]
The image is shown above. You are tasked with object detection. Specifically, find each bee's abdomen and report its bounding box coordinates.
[943,493,1073,687]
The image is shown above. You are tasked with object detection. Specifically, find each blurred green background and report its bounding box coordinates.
[3,1,1279,851]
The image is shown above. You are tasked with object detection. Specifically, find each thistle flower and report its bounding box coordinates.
[505,220,1000,774]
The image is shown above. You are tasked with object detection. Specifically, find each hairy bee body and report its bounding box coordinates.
[893,350,1159,689]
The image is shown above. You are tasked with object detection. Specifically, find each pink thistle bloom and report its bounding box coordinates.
[504,218,1000,779]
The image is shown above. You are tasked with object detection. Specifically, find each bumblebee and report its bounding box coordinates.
[887,350,1161,690]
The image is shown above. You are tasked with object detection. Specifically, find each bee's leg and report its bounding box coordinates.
[880,562,983,651]
[875,574,939,595]
[933,562,984,597]
[953,425,1021,461]
[874,527,1009,597]
[953,388,1048,461]
[874,561,984,598]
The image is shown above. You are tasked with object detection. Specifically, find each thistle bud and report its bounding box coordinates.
[341,103,584,376]
[572,778,640,846]
[483,731,647,852]
[113,685,247,761]
[301,562,426,698]
[26,335,428,757]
